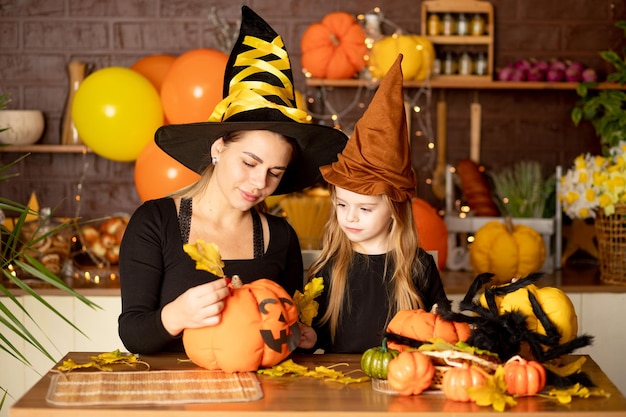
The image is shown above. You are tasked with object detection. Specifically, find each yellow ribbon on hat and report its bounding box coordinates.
[209,35,311,124]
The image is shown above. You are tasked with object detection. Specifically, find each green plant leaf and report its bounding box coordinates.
[571,107,583,126]
[0,154,102,403]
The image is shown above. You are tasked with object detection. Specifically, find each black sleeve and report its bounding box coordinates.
[416,248,449,312]
[118,200,181,353]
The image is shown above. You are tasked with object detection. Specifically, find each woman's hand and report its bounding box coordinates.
[297,322,317,349]
[161,278,230,336]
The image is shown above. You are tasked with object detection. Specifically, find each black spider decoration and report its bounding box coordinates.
[436,272,593,364]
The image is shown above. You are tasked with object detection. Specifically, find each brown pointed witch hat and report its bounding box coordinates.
[320,54,417,201]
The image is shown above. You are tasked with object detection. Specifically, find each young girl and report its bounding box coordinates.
[304,56,449,353]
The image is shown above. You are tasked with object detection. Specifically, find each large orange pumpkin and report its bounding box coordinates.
[300,12,367,79]
[183,278,300,372]
[412,197,448,271]
[386,309,471,352]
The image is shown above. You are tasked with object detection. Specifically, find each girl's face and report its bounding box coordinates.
[212,130,293,210]
[334,187,393,255]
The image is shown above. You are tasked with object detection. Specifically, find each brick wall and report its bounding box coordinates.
[0,0,624,218]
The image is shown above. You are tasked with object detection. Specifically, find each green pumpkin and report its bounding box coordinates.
[360,338,399,379]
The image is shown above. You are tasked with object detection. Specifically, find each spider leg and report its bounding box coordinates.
[490,272,544,296]
[458,273,495,315]
[528,291,561,347]
[532,334,595,362]
[460,273,494,306]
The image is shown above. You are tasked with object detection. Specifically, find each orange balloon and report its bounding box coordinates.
[160,48,228,124]
[130,54,176,93]
[134,141,201,201]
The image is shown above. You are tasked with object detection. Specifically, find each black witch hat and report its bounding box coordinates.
[155,6,348,195]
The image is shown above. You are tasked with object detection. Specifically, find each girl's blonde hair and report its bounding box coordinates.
[306,187,425,340]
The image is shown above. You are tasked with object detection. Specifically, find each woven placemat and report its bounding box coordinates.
[46,369,263,406]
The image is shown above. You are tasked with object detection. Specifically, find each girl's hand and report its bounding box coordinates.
[161,278,230,336]
[297,322,317,349]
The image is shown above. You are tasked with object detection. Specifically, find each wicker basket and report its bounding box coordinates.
[594,204,626,285]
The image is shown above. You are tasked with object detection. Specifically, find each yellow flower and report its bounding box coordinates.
[559,142,626,219]
[565,190,579,205]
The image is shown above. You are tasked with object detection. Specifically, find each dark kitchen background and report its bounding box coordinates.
[0,0,624,219]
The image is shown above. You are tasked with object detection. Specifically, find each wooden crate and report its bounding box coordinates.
[421,0,494,82]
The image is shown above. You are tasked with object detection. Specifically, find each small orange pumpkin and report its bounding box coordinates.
[412,197,448,271]
[503,356,546,395]
[387,351,435,396]
[183,278,300,372]
[300,12,367,79]
[386,309,471,352]
[442,363,487,402]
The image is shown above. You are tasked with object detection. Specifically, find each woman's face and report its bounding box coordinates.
[212,130,293,210]
[334,187,393,255]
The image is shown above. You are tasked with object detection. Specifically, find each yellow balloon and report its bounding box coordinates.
[72,67,164,162]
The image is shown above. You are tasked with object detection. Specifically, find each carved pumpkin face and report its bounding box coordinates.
[183,278,300,372]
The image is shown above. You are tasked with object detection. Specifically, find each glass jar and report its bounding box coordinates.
[471,13,485,36]
[457,13,469,36]
[458,52,473,75]
[432,57,442,75]
[442,13,456,36]
[443,52,457,75]
[427,13,441,36]
[475,52,488,75]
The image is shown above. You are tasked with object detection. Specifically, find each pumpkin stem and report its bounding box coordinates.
[506,355,526,364]
[504,216,514,233]
[381,337,389,353]
[329,33,339,46]
[231,275,243,289]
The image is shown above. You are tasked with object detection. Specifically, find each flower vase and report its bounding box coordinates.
[594,204,626,285]
[60,60,87,145]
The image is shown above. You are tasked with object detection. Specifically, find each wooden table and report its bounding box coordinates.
[10,352,626,416]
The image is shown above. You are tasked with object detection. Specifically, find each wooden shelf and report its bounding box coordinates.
[426,35,492,45]
[0,144,91,153]
[305,78,626,90]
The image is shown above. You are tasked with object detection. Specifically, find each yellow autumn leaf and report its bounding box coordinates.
[258,359,368,385]
[543,356,587,377]
[327,375,370,384]
[183,239,225,277]
[257,359,309,376]
[56,350,149,373]
[57,358,97,372]
[547,383,610,403]
[468,366,517,412]
[293,277,324,325]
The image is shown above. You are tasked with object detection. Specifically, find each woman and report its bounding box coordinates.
[118,6,347,354]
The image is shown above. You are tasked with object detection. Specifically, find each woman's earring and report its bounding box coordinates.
[211,156,218,165]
